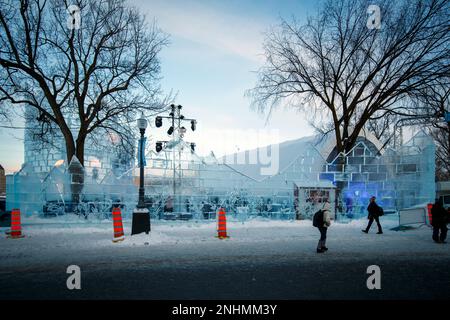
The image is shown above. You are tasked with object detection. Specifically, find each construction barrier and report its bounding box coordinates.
[398,203,433,227]
[112,207,125,242]
[216,207,229,239]
[8,208,24,239]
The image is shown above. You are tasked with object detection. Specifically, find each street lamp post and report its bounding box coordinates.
[131,113,151,235]
[154,104,197,219]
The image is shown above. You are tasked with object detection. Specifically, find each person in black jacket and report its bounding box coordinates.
[362,196,383,234]
[431,200,448,243]
[316,200,332,253]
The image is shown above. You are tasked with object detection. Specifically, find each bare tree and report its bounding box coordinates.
[366,114,398,149]
[248,0,450,156]
[0,0,169,168]
[431,125,450,181]
[413,79,450,180]
[0,101,11,121]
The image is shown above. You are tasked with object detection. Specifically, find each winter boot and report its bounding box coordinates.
[317,240,325,253]
[321,240,328,251]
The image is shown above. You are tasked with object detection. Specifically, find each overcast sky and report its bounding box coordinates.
[0,0,319,173]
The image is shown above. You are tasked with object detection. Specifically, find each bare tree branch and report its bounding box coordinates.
[0,0,170,168]
[247,0,450,155]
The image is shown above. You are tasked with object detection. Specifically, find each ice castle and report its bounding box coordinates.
[6,115,436,221]
[6,108,135,217]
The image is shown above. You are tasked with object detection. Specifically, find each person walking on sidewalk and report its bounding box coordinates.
[431,200,448,243]
[314,200,331,253]
[362,196,383,234]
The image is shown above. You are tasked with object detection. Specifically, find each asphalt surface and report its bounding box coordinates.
[1,240,449,300]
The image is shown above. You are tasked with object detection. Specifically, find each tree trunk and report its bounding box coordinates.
[66,134,86,208]
[73,135,86,204]
[447,121,450,160]
[75,135,85,167]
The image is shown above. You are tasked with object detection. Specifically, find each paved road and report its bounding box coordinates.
[1,239,449,300]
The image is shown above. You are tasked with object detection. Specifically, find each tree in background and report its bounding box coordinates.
[248,0,449,157]
[0,0,169,168]
[414,79,450,181]
[0,0,170,203]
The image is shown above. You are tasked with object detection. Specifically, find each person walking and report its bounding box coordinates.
[362,196,383,234]
[164,196,173,213]
[431,200,448,244]
[314,200,331,253]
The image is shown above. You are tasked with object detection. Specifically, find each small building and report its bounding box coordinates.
[293,180,336,220]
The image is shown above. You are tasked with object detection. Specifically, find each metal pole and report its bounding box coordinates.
[137,128,145,208]
[177,107,182,213]
[132,123,150,236]
[172,106,176,205]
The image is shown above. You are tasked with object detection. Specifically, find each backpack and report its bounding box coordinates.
[313,210,324,227]
[378,206,384,216]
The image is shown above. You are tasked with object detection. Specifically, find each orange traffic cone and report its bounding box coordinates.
[216,207,229,239]
[427,203,433,226]
[112,207,125,243]
[8,208,25,239]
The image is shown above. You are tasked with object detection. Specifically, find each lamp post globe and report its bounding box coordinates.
[137,113,148,131]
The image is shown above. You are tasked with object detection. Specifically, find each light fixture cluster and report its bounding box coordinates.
[154,104,197,153]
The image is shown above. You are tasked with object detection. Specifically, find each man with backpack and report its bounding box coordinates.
[362,196,383,234]
[313,200,332,253]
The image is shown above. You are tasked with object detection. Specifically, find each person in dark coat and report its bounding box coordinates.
[431,200,448,243]
[316,200,332,253]
[362,196,383,234]
[164,196,173,213]
[202,202,212,220]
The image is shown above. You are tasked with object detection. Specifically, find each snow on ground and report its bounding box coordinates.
[0,214,401,249]
[1,214,448,300]
[0,214,447,266]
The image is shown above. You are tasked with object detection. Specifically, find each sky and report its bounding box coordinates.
[0,0,320,174]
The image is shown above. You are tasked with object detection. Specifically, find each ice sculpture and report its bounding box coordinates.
[5,130,436,222]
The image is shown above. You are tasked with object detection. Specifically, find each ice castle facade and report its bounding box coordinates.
[6,108,135,217]
[6,122,436,221]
